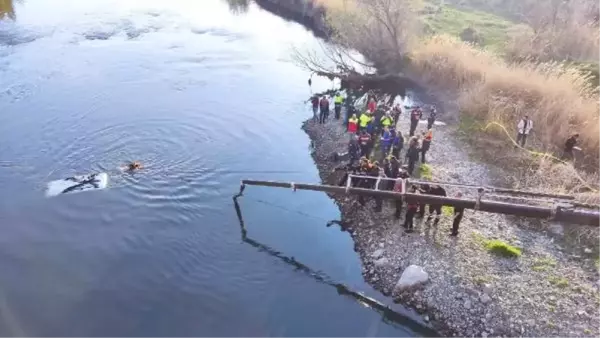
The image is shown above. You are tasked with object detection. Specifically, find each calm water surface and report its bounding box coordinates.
[0,0,433,335]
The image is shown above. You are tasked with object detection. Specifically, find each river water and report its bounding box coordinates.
[0,0,432,336]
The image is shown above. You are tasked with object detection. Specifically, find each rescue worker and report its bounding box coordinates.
[348,114,359,133]
[427,185,447,225]
[310,95,319,121]
[334,93,344,120]
[372,161,385,212]
[380,126,392,156]
[451,192,465,236]
[358,130,372,158]
[357,159,375,206]
[427,106,437,129]
[319,96,330,124]
[366,113,375,136]
[392,130,404,159]
[409,106,422,137]
[405,136,420,176]
[516,115,533,148]
[359,111,372,133]
[562,133,579,160]
[387,156,400,190]
[421,129,432,163]
[404,185,419,232]
[380,112,394,135]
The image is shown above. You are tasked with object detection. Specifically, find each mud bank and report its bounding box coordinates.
[302,107,600,337]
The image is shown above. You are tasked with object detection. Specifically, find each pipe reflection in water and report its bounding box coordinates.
[232,195,437,336]
[0,0,16,20]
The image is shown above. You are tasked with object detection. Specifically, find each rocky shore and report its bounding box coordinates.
[302,105,600,337]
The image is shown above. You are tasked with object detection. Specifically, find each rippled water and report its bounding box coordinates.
[0,0,433,336]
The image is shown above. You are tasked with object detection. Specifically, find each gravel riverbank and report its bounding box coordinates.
[302,105,600,337]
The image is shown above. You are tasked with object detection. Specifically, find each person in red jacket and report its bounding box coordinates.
[358,130,372,158]
[367,97,377,113]
[348,114,358,133]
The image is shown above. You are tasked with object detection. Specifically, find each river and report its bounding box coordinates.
[0,0,432,336]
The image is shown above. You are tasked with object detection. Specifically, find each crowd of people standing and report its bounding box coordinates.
[312,91,464,236]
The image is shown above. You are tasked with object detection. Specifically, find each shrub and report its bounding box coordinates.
[485,239,522,258]
[548,276,570,288]
[419,163,433,180]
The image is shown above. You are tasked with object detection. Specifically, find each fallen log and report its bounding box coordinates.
[239,180,600,226]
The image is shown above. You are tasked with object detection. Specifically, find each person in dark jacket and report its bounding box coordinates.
[417,184,431,218]
[404,185,419,232]
[427,106,437,129]
[562,133,579,160]
[405,137,420,175]
[409,106,422,136]
[311,96,319,121]
[319,96,330,124]
[451,192,465,236]
[358,131,372,158]
[348,136,360,166]
[427,185,447,225]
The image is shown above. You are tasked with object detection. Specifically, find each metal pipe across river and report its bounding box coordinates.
[239,180,600,227]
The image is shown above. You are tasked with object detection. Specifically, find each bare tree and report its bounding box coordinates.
[292,0,420,89]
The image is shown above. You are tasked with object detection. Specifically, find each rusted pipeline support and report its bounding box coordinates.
[239,180,600,226]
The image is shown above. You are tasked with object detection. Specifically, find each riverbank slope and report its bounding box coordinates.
[302,110,600,337]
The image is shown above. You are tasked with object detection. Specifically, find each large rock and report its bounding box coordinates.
[395,265,429,291]
[374,257,390,267]
[372,249,385,259]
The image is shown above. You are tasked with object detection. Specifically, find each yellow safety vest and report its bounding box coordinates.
[381,116,393,126]
[334,95,343,104]
[349,117,358,124]
[359,114,371,127]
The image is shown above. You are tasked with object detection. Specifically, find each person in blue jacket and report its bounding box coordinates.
[380,126,392,156]
[392,130,404,159]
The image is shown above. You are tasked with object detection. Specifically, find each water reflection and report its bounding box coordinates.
[0,0,15,20]
[223,0,249,14]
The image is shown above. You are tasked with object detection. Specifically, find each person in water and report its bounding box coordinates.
[123,161,143,171]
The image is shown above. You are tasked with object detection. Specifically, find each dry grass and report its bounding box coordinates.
[410,35,599,171]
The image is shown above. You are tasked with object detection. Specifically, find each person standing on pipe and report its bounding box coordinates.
[451,192,465,236]
[409,106,423,136]
[427,184,447,225]
[334,92,343,120]
[515,115,533,148]
[404,185,420,232]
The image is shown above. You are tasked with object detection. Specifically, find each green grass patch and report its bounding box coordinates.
[418,163,433,180]
[485,239,521,258]
[548,276,569,288]
[473,275,492,285]
[421,5,514,52]
[442,205,453,217]
[532,256,557,272]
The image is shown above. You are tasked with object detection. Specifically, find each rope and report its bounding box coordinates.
[483,121,598,193]
[244,197,331,223]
